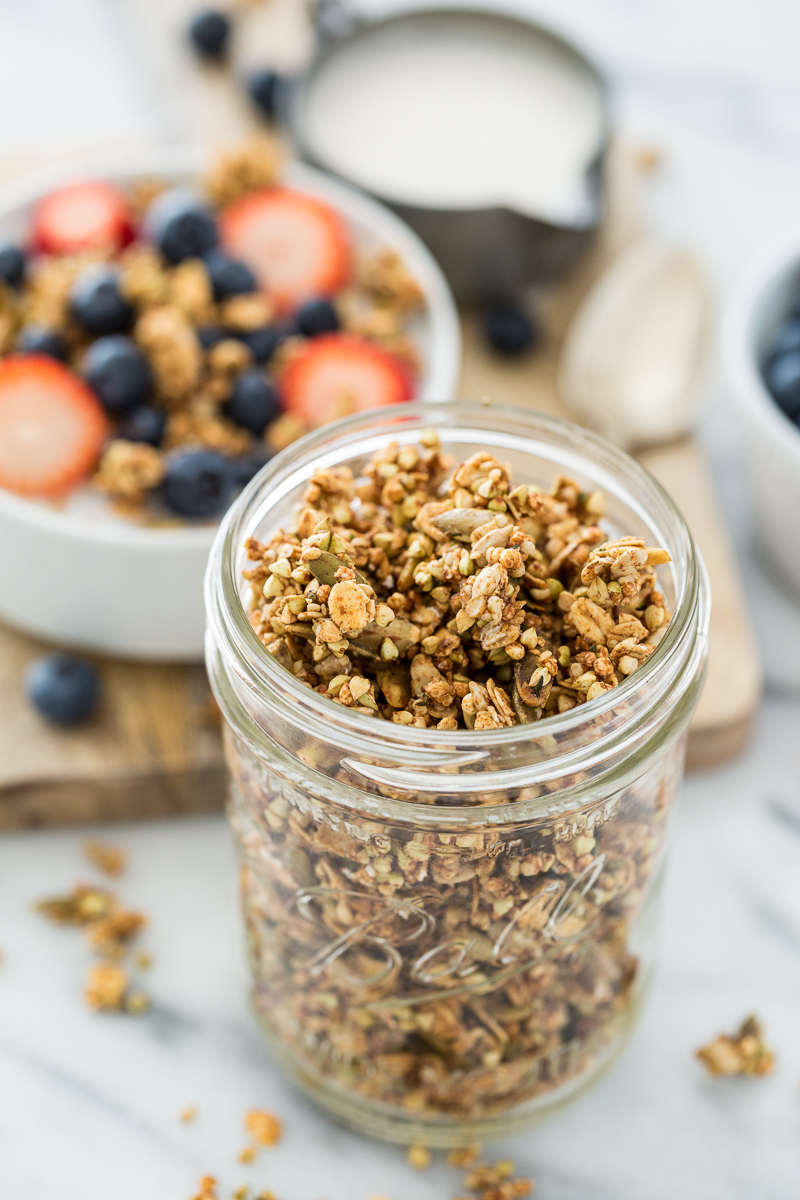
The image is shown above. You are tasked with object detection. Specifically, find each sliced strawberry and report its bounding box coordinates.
[0,355,108,497]
[32,181,133,256]
[280,333,412,427]
[219,187,351,312]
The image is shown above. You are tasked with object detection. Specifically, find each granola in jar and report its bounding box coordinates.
[205,403,710,1143]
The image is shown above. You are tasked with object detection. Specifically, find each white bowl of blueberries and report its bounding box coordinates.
[0,145,460,660]
[724,231,800,597]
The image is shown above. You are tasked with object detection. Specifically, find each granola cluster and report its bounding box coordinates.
[696,1016,775,1077]
[36,841,149,1013]
[242,437,672,728]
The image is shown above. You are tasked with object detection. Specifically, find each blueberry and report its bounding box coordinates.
[26,653,99,725]
[146,188,218,265]
[483,302,538,356]
[117,406,167,447]
[765,349,800,421]
[232,446,273,488]
[71,265,134,336]
[162,450,233,518]
[226,368,280,434]
[0,243,25,287]
[296,298,339,337]
[197,324,228,349]
[18,325,67,360]
[204,250,256,300]
[241,323,287,364]
[767,316,800,362]
[247,68,283,120]
[188,9,231,60]
[83,335,151,414]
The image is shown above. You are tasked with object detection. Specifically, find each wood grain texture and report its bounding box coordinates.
[0,621,225,830]
[0,0,761,829]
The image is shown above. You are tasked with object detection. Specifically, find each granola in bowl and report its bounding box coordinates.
[0,137,444,527]
[206,404,710,1144]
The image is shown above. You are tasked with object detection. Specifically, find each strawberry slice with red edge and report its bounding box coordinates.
[0,355,109,498]
[220,187,351,312]
[32,181,133,256]
[279,333,413,427]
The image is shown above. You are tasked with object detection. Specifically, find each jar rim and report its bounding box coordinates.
[205,401,708,789]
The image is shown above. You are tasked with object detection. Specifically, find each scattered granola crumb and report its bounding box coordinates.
[255,1191,279,1200]
[37,877,149,1011]
[233,1187,249,1200]
[83,839,128,877]
[460,1160,534,1200]
[407,1144,431,1170]
[190,1176,218,1200]
[179,1105,198,1123]
[238,1146,257,1165]
[696,1016,775,1077]
[37,884,115,925]
[125,990,150,1015]
[448,1147,482,1168]
[134,951,152,969]
[85,963,128,1011]
[244,1108,283,1147]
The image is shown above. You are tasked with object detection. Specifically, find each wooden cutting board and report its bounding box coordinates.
[0,0,761,829]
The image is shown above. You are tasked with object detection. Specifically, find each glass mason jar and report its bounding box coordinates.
[205,402,710,1146]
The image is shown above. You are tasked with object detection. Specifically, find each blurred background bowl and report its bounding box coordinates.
[0,146,460,661]
[723,230,800,597]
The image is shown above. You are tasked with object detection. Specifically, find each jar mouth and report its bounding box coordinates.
[206,401,708,786]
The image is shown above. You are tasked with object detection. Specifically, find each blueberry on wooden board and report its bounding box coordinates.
[483,301,538,356]
[26,654,99,725]
[188,9,231,60]
[247,68,282,120]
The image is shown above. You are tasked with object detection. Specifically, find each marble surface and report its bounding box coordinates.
[2,704,800,1200]
[2,0,800,1196]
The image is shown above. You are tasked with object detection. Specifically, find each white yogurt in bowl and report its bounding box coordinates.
[297,10,606,226]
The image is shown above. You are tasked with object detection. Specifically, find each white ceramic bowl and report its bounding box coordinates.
[723,231,800,597]
[0,147,460,660]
